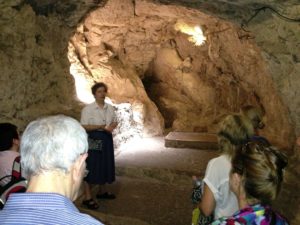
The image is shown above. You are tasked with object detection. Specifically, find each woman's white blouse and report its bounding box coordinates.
[203,154,239,219]
[81,102,117,126]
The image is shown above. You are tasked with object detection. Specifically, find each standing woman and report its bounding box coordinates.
[81,82,118,209]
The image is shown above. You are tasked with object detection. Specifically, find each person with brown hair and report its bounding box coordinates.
[241,105,265,132]
[212,141,289,225]
[197,114,254,221]
[241,105,270,146]
[81,82,118,209]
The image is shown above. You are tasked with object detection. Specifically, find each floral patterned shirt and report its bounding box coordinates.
[211,204,289,225]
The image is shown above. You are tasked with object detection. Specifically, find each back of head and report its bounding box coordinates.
[218,114,254,156]
[232,141,288,204]
[20,115,88,178]
[0,123,18,151]
[241,105,265,130]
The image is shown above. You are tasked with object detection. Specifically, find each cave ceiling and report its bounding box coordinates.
[8,0,299,27]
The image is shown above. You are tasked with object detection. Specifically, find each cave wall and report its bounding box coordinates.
[0,0,299,223]
[247,7,300,140]
[154,0,300,147]
[0,0,102,129]
[150,0,300,145]
[69,0,294,149]
[0,0,298,144]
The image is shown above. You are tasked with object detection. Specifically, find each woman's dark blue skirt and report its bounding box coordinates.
[84,130,115,185]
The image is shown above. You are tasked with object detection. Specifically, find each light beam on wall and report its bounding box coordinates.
[70,64,95,104]
[68,43,144,147]
[174,21,206,46]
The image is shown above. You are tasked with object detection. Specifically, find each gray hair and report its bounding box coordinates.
[20,115,88,178]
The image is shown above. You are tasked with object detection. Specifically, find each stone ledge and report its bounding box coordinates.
[165,132,218,150]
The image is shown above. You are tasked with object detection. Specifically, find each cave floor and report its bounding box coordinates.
[115,136,218,179]
[75,137,300,224]
[75,136,218,225]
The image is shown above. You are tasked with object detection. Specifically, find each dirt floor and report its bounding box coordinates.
[75,136,299,224]
[75,136,218,225]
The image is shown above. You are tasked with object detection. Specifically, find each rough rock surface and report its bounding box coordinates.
[0,0,103,129]
[69,0,294,149]
[0,0,300,223]
[0,0,298,147]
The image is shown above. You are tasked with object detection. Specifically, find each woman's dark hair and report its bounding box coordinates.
[217,114,254,156]
[0,123,19,151]
[231,141,288,204]
[241,105,265,130]
[91,82,108,95]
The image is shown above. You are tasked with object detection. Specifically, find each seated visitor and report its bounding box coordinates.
[241,105,270,145]
[0,123,20,186]
[197,114,255,221]
[0,115,103,224]
[212,141,289,225]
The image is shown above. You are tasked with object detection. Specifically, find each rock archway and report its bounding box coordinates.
[68,0,293,149]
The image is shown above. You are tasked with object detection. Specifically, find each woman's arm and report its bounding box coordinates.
[105,122,118,133]
[198,183,216,216]
[105,106,118,132]
[109,122,118,129]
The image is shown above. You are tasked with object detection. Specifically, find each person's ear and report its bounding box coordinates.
[72,153,87,182]
[12,138,20,147]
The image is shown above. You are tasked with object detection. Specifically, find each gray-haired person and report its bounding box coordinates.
[0,115,103,225]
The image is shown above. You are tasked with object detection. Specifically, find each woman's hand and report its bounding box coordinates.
[105,122,118,133]
[105,125,114,133]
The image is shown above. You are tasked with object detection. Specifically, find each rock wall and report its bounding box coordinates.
[0,1,76,130]
[0,0,106,129]
[246,6,300,140]
[152,0,300,145]
[0,0,297,145]
[69,0,294,149]
[0,0,299,223]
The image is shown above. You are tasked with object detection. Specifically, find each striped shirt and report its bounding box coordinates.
[0,193,103,225]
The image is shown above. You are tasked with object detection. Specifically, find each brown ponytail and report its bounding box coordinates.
[232,141,288,204]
